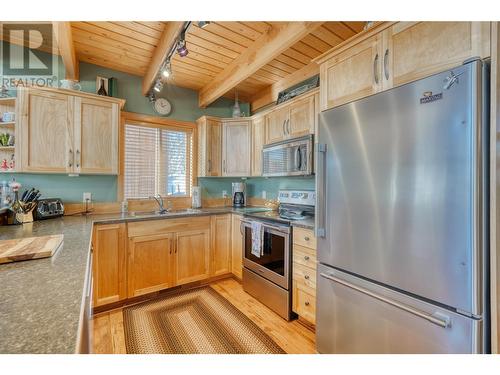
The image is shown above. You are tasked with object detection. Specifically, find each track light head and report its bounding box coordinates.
[162,61,172,78]
[153,80,163,93]
[197,21,211,29]
[176,32,188,57]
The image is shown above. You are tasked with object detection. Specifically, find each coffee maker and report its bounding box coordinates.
[231,182,246,208]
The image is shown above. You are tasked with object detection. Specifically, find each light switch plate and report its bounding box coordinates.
[222,190,228,198]
[83,192,92,202]
[262,190,267,199]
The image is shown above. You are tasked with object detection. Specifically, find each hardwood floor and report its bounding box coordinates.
[91,277,317,354]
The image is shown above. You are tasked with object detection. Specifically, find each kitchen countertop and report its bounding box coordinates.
[290,217,315,231]
[0,206,270,354]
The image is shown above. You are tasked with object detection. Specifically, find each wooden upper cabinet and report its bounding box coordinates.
[265,107,289,144]
[384,22,491,89]
[319,33,383,111]
[19,88,74,173]
[288,96,315,138]
[92,223,127,307]
[197,117,222,177]
[18,87,123,174]
[251,116,265,176]
[74,97,119,174]
[127,233,175,298]
[175,229,211,285]
[317,22,491,111]
[222,119,251,176]
[211,214,232,276]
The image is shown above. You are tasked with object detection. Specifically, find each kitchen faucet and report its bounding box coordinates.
[149,194,169,214]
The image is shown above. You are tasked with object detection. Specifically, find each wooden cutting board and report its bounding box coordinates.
[0,234,63,264]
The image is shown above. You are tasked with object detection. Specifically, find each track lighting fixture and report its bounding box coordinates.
[153,80,163,93]
[197,21,210,29]
[162,61,172,78]
[176,32,189,57]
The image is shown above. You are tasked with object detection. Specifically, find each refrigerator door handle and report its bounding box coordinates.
[319,272,452,329]
[315,143,327,238]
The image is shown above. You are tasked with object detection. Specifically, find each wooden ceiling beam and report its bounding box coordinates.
[52,22,79,80]
[142,21,184,96]
[198,21,323,108]
[250,61,319,112]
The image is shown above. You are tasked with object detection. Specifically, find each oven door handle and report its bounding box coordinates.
[241,219,290,234]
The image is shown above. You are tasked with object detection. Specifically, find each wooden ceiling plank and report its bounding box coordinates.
[137,21,167,32]
[188,25,246,54]
[78,54,145,76]
[72,38,152,63]
[141,21,184,95]
[174,50,228,69]
[201,22,255,47]
[72,22,155,52]
[281,47,313,65]
[323,22,357,40]
[112,21,163,39]
[311,25,344,47]
[239,21,272,34]
[53,22,79,80]
[251,61,319,111]
[258,64,289,79]
[89,22,159,46]
[71,29,154,58]
[266,59,298,74]
[74,42,151,67]
[171,54,223,74]
[171,63,218,79]
[301,34,332,53]
[184,41,234,65]
[199,22,323,108]
[185,33,240,59]
[342,21,366,33]
[290,40,323,59]
[274,54,306,70]
[216,21,267,41]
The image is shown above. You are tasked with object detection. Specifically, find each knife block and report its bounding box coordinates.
[7,210,34,225]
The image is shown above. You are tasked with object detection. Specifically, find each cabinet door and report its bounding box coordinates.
[74,97,119,174]
[92,223,127,307]
[251,116,265,176]
[265,107,288,144]
[231,214,244,279]
[20,89,73,173]
[319,34,383,111]
[175,229,211,285]
[127,233,175,297]
[211,214,231,276]
[288,96,315,138]
[207,119,222,176]
[385,22,491,89]
[222,120,251,176]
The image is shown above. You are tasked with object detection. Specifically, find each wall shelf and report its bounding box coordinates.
[0,146,15,151]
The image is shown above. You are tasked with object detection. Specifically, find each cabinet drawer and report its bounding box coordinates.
[293,227,316,249]
[293,282,316,324]
[293,262,316,290]
[293,244,317,269]
[128,216,210,237]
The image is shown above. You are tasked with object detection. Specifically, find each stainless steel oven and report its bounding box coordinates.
[262,135,313,177]
[241,218,293,320]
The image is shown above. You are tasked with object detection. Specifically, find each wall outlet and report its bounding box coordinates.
[83,192,92,202]
[262,190,267,199]
[222,190,228,199]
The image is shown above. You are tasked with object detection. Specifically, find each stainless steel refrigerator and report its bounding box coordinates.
[315,59,490,354]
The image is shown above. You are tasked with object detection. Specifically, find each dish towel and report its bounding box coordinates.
[251,221,264,258]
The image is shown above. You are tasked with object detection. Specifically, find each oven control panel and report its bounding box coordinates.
[278,190,316,206]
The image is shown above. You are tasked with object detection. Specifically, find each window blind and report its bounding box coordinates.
[124,123,192,200]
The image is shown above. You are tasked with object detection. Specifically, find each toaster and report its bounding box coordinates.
[35,198,64,220]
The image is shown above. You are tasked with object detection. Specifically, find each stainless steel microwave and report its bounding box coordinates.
[262,135,313,177]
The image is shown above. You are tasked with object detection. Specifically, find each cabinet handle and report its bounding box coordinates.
[169,239,172,254]
[68,149,73,168]
[76,149,80,168]
[383,49,389,80]
[223,159,226,173]
[286,119,290,135]
[282,120,286,135]
[373,53,379,84]
[304,301,310,306]
[304,255,310,261]
[304,236,310,241]
[304,275,310,280]
[208,159,211,173]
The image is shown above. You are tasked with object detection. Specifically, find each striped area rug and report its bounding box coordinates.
[123,286,285,354]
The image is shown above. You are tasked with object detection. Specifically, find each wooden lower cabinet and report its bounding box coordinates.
[292,227,317,325]
[211,214,232,276]
[92,223,127,307]
[175,229,211,285]
[231,214,244,279]
[127,233,175,298]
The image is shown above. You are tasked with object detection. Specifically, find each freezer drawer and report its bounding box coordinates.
[316,264,482,354]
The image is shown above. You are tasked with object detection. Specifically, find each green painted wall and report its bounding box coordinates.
[198,176,315,200]
[1,42,250,202]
